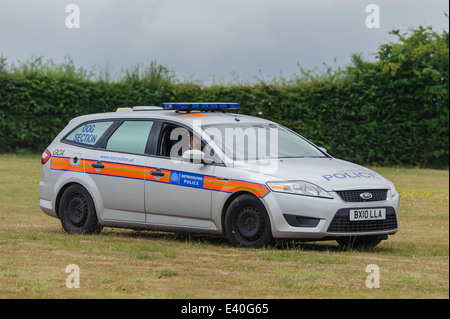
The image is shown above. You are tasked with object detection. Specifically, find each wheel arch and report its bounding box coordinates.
[55,182,94,219]
[220,191,264,235]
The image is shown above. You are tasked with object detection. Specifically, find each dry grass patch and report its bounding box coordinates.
[0,155,448,298]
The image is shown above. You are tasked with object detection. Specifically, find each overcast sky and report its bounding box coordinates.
[0,0,448,84]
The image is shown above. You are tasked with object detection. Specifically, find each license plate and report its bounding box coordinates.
[349,208,386,221]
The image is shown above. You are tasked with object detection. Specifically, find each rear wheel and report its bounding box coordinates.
[59,185,102,234]
[224,194,273,248]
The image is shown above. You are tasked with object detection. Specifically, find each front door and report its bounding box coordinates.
[144,123,216,229]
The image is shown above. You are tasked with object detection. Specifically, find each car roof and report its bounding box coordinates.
[69,108,273,127]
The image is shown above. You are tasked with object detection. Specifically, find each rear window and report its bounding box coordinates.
[64,121,114,146]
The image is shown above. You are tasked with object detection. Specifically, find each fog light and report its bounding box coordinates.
[283,214,321,227]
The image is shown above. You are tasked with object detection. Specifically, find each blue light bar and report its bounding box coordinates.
[161,102,239,111]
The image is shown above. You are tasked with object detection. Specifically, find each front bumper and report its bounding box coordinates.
[263,191,400,240]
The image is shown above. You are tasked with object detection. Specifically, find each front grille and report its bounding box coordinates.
[336,189,388,202]
[327,208,397,233]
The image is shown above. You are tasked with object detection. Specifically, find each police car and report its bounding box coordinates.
[39,103,400,248]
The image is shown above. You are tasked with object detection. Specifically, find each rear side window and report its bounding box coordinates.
[64,121,114,146]
[106,120,154,154]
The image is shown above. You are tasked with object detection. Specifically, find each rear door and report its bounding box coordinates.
[83,119,156,223]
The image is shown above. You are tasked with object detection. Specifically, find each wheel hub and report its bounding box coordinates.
[244,217,257,231]
[67,194,88,226]
[236,207,263,239]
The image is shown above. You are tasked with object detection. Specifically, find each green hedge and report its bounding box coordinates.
[0,26,448,168]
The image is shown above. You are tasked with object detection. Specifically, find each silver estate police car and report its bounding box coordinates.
[39,103,400,248]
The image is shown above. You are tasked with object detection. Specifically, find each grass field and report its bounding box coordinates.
[0,154,448,299]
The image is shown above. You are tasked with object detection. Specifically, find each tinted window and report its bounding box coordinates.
[65,121,114,146]
[106,121,154,154]
[159,124,189,158]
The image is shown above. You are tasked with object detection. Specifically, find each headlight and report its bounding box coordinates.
[267,181,333,199]
[388,180,397,197]
[383,178,397,197]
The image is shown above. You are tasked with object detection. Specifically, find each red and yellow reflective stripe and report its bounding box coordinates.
[84,159,146,179]
[50,157,85,173]
[210,177,269,198]
[51,157,270,197]
[203,176,214,190]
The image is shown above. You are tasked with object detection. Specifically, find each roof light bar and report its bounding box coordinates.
[161,102,239,111]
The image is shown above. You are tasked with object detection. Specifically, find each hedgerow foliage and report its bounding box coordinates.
[0,26,448,168]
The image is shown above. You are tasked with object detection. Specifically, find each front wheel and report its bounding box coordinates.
[224,194,273,248]
[59,184,102,234]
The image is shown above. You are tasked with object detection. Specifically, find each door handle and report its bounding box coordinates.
[91,161,105,169]
[150,169,165,177]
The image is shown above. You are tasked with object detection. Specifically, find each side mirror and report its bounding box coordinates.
[182,149,205,164]
[318,146,328,154]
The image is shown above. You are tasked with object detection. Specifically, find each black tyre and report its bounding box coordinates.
[224,194,273,248]
[336,235,383,249]
[59,184,102,234]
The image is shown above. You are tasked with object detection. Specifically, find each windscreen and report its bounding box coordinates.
[203,123,326,161]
